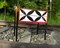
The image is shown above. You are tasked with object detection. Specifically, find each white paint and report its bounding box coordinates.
[19,9,47,23]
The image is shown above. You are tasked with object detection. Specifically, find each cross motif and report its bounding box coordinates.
[20,9,34,21]
[20,9,47,22]
[35,10,47,21]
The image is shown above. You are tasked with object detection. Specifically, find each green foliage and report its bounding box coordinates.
[22,1,38,9]
[49,0,60,20]
[0,0,8,9]
[19,0,47,9]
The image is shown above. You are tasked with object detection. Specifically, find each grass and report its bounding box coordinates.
[5,15,14,22]
[48,16,60,25]
[0,14,4,20]
[0,14,14,22]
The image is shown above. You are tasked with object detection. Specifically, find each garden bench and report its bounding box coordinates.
[14,6,48,42]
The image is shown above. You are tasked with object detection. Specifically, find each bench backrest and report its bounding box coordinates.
[15,8,48,25]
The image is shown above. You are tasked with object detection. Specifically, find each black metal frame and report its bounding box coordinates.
[14,8,47,42]
[36,23,47,40]
[14,10,19,42]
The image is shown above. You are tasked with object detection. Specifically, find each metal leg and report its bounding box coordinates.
[14,21,16,36]
[36,23,39,35]
[30,33,32,43]
[15,24,18,42]
[15,12,19,42]
[44,24,47,40]
[29,25,32,43]
[44,29,47,40]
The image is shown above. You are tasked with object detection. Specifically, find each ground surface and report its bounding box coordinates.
[0,25,60,48]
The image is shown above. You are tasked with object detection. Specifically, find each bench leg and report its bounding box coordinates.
[44,29,47,40]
